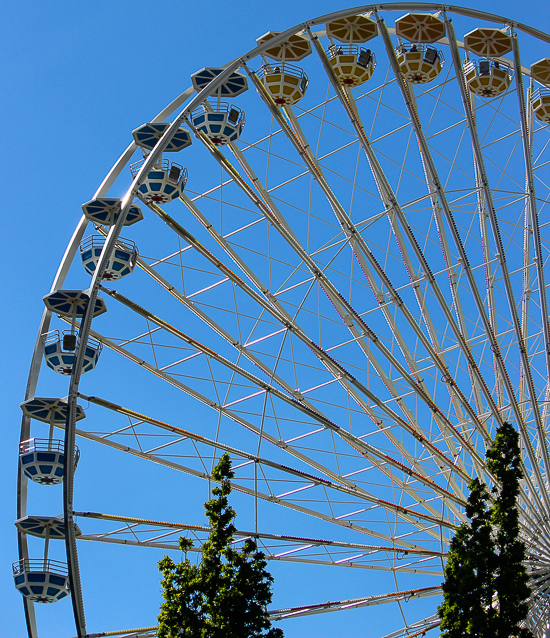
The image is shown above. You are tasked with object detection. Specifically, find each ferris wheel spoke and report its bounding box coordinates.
[473,130,507,409]
[80,388,465,524]
[377,15,522,432]
[73,510,445,571]
[76,628,157,638]
[77,533,444,574]
[74,510,445,553]
[70,420,448,548]
[376,30,496,420]
[445,14,550,509]
[96,269,471,514]
[307,34,500,462]
[267,585,441,621]
[76,534,444,575]
[134,202,478,495]
[231,66,494,478]
[378,615,440,638]
[512,34,550,428]
[308,33,506,451]
[519,122,536,422]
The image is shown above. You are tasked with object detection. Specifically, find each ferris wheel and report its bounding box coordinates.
[15,4,550,637]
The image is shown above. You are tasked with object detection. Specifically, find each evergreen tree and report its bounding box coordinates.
[439,478,495,637]
[157,453,283,638]
[486,422,532,638]
[438,423,532,638]
[438,521,473,636]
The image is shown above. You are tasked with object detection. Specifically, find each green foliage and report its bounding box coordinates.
[438,423,532,638]
[157,453,284,638]
[439,479,495,637]
[487,422,532,638]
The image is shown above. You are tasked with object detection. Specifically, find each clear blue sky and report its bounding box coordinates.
[2,1,549,637]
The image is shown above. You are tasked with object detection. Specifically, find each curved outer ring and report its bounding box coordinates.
[16,4,550,637]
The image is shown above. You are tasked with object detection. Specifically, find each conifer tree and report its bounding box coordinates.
[157,453,283,638]
[438,423,532,638]
[486,422,532,638]
[439,478,495,637]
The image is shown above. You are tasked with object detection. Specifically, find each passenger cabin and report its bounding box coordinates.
[396,44,444,84]
[532,89,550,123]
[130,158,187,203]
[13,558,70,603]
[464,59,512,97]
[530,58,550,123]
[259,63,309,106]
[189,67,248,147]
[80,235,138,280]
[13,516,72,602]
[42,330,102,376]
[327,45,376,87]
[191,102,245,146]
[19,398,84,485]
[19,438,80,485]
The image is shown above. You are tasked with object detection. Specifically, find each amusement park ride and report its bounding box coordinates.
[16,4,550,637]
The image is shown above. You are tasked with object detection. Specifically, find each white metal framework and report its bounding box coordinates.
[17,4,550,637]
